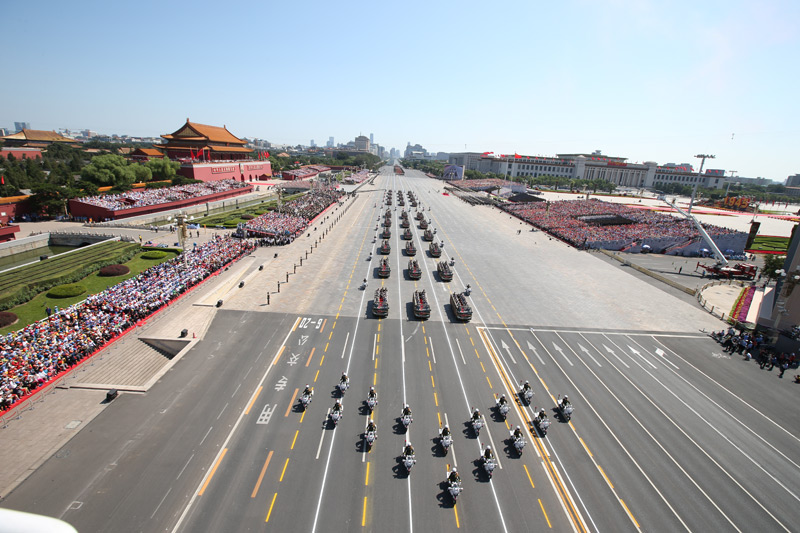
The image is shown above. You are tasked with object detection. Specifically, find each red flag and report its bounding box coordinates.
[265,152,270,158]
[189,148,194,160]
[514,153,522,159]
[1,175,4,185]
[481,151,493,156]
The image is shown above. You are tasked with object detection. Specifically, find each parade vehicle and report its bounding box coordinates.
[408,260,422,280]
[401,218,410,229]
[416,211,424,221]
[381,228,391,239]
[385,208,392,217]
[377,258,391,278]
[386,198,392,205]
[419,219,429,230]
[372,287,389,318]
[437,261,453,281]
[405,241,417,256]
[429,242,442,257]
[383,218,391,227]
[400,209,408,219]
[696,261,757,280]
[412,289,431,319]
[398,199,405,206]
[403,228,413,240]
[423,229,434,241]
[450,292,472,321]
[380,240,391,254]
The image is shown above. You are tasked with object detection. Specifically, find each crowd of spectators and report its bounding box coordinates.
[75,180,250,211]
[502,199,744,252]
[244,188,343,243]
[711,328,796,378]
[459,179,516,191]
[0,236,255,412]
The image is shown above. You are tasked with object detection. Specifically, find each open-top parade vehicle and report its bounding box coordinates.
[405,241,417,256]
[450,292,472,321]
[381,227,391,239]
[408,259,422,280]
[383,218,392,227]
[373,287,389,318]
[378,258,391,278]
[437,261,453,281]
[696,262,757,280]
[385,208,392,217]
[380,240,391,254]
[403,228,413,240]
[401,218,410,228]
[419,219,428,230]
[416,212,424,221]
[423,229,434,241]
[429,242,442,257]
[413,289,431,320]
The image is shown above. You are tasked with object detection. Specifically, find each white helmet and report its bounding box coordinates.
[335,399,341,405]
[516,425,521,430]
[370,386,374,391]
[369,418,374,424]
[540,408,545,414]
[444,425,449,430]
[486,445,491,450]
[525,380,530,385]
[564,395,569,400]
[451,467,457,473]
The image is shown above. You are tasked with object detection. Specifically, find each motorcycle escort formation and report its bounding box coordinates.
[481,445,497,479]
[412,290,431,320]
[450,292,473,322]
[510,427,527,455]
[446,467,463,503]
[401,405,413,431]
[377,258,391,278]
[495,394,510,420]
[407,260,422,280]
[366,388,378,413]
[558,394,574,421]
[330,400,343,426]
[364,418,378,450]
[405,241,417,256]
[533,408,551,436]
[439,425,453,455]
[402,445,416,473]
[437,260,453,281]
[429,241,442,258]
[338,374,350,396]
[519,381,534,405]
[372,287,389,318]
[471,408,485,436]
[299,385,313,410]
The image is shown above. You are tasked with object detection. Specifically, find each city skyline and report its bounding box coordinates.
[1,1,798,181]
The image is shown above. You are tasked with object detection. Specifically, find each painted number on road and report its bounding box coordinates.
[257,404,277,425]
[275,376,288,391]
[299,318,313,328]
[298,318,324,329]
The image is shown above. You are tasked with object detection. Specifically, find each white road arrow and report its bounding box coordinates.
[654,347,679,369]
[578,344,602,366]
[603,344,630,368]
[527,341,545,365]
[552,343,573,366]
[629,346,657,369]
[500,340,517,364]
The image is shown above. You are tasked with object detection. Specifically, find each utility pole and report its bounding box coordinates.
[725,170,738,196]
[688,154,715,215]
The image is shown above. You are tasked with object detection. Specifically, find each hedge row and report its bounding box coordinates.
[0,245,142,311]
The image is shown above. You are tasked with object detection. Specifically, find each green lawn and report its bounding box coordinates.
[0,249,180,335]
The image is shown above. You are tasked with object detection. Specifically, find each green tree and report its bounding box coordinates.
[144,157,180,180]
[28,182,73,217]
[763,255,787,281]
[80,154,151,188]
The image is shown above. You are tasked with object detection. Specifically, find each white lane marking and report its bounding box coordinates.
[151,487,172,519]
[629,345,657,369]
[372,333,377,361]
[340,332,350,359]
[199,426,213,446]
[552,343,573,366]
[172,317,298,532]
[216,403,228,420]
[500,340,517,365]
[456,339,466,365]
[176,454,194,480]
[314,407,331,460]
[654,347,679,369]
[429,337,436,364]
[527,338,546,365]
[577,343,602,367]
[231,383,242,397]
[602,342,629,368]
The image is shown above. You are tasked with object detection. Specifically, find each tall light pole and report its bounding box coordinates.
[688,154,715,215]
[725,170,738,196]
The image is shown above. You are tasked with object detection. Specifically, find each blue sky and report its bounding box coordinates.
[2,0,798,181]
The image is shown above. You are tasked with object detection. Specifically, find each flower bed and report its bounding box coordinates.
[730,286,756,322]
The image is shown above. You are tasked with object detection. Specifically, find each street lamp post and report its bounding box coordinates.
[688,154,715,215]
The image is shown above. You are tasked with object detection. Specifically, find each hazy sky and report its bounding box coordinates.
[2,0,798,181]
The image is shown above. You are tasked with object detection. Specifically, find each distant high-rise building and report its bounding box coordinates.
[787,174,800,187]
[370,133,374,145]
[14,122,30,133]
[355,135,370,152]
[326,136,334,148]
[310,139,316,147]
